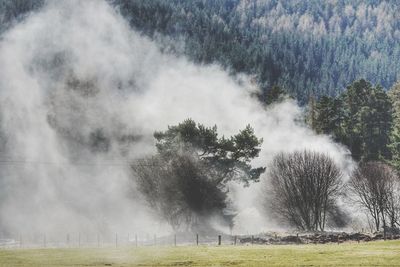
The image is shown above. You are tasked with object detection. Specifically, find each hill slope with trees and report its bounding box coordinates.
[2,0,400,103]
[112,0,400,103]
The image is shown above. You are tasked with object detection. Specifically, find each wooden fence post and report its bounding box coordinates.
[218,235,221,246]
[196,234,199,246]
[384,227,387,241]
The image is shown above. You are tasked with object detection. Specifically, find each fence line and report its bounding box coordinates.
[0,232,240,249]
[0,231,388,249]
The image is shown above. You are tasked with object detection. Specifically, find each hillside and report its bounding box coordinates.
[112,0,400,102]
[2,0,399,102]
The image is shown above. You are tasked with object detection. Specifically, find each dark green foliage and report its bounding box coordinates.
[112,0,400,103]
[389,82,400,170]
[4,0,399,103]
[341,80,392,161]
[2,1,400,103]
[389,128,400,170]
[313,79,393,161]
[133,119,264,231]
[314,96,344,140]
[307,96,317,130]
[260,85,289,106]
[154,119,265,185]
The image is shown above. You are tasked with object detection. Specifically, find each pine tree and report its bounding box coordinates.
[341,80,392,161]
[314,96,344,141]
[389,82,400,169]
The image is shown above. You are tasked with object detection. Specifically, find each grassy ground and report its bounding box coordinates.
[1,240,400,266]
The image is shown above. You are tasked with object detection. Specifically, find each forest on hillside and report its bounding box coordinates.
[111,0,400,102]
[2,0,400,102]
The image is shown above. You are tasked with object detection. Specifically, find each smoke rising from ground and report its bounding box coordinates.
[0,0,353,237]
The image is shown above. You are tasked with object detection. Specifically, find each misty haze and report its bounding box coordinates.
[0,0,399,266]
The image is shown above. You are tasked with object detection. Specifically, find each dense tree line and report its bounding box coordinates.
[310,79,393,162]
[3,0,399,103]
[308,79,399,164]
[112,0,400,103]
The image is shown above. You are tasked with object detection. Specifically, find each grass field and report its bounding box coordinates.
[1,240,400,266]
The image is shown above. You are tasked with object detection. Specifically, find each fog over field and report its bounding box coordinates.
[0,0,353,237]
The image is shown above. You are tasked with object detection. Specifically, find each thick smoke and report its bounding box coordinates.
[0,0,353,237]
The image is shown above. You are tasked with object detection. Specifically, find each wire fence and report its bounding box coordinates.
[1,230,390,249]
[0,232,243,249]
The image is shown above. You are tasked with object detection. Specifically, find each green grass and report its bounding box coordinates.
[1,241,400,266]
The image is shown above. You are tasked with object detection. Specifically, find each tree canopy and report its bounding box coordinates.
[112,0,400,103]
[154,118,265,185]
[311,79,393,162]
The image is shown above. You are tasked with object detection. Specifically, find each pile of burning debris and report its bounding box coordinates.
[238,231,400,245]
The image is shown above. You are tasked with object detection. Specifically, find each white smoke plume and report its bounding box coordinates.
[0,0,353,238]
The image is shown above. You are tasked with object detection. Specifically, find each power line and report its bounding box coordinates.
[0,159,160,167]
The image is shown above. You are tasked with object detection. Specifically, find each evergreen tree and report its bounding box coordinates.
[313,79,393,161]
[307,95,317,130]
[361,86,392,160]
[154,118,266,185]
[314,96,344,141]
[389,82,400,169]
[133,119,266,231]
[263,85,288,105]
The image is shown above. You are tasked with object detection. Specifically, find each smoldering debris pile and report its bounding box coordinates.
[239,232,400,245]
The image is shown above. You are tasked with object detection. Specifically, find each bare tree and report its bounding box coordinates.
[386,181,400,229]
[268,150,343,231]
[348,162,399,232]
